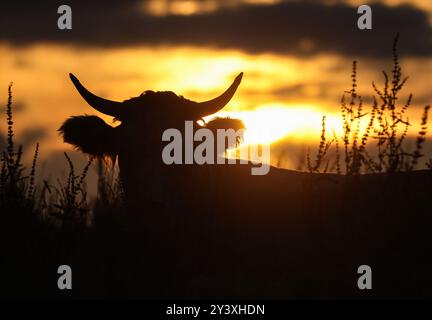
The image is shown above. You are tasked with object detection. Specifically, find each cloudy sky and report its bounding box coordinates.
[0,0,432,181]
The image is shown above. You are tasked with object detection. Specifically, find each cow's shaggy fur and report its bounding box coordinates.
[59,115,117,157]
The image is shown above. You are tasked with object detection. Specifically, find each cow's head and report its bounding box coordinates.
[60,72,243,155]
[59,73,244,200]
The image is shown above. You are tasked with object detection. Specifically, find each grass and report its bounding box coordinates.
[2,36,428,219]
[0,82,123,223]
[0,82,128,298]
[1,36,429,233]
[1,36,432,299]
[0,83,39,213]
[307,35,431,175]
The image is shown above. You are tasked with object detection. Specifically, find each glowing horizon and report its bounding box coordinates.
[0,43,431,171]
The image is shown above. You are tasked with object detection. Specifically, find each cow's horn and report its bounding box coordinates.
[69,73,123,118]
[195,72,243,117]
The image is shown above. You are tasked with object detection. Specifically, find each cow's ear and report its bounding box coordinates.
[204,117,245,149]
[59,115,117,157]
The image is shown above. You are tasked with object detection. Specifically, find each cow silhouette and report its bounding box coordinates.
[60,73,245,214]
[57,72,432,300]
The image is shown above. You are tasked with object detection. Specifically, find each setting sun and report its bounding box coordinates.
[212,106,340,145]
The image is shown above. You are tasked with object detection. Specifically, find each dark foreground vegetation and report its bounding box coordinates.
[1,37,432,299]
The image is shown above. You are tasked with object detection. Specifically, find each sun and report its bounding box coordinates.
[212,105,329,145]
[240,107,320,144]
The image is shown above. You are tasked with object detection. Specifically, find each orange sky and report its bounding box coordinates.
[1,43,431,153]
[1,0,432,188]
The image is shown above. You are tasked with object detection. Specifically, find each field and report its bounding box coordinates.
[1,37,432,299]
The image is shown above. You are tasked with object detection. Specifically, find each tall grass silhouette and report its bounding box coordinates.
[0,83,126,298]
[0,83,40,213]
[0,82,124,223]
[1,37,432,299]
[308,35,430,174]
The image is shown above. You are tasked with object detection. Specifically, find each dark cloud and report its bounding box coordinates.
[268,83,334,100]
[19,127,47,147]
[0,126,47,151]
[0,101,26,114]
[409,93,432,107]
[0,0,431,57]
